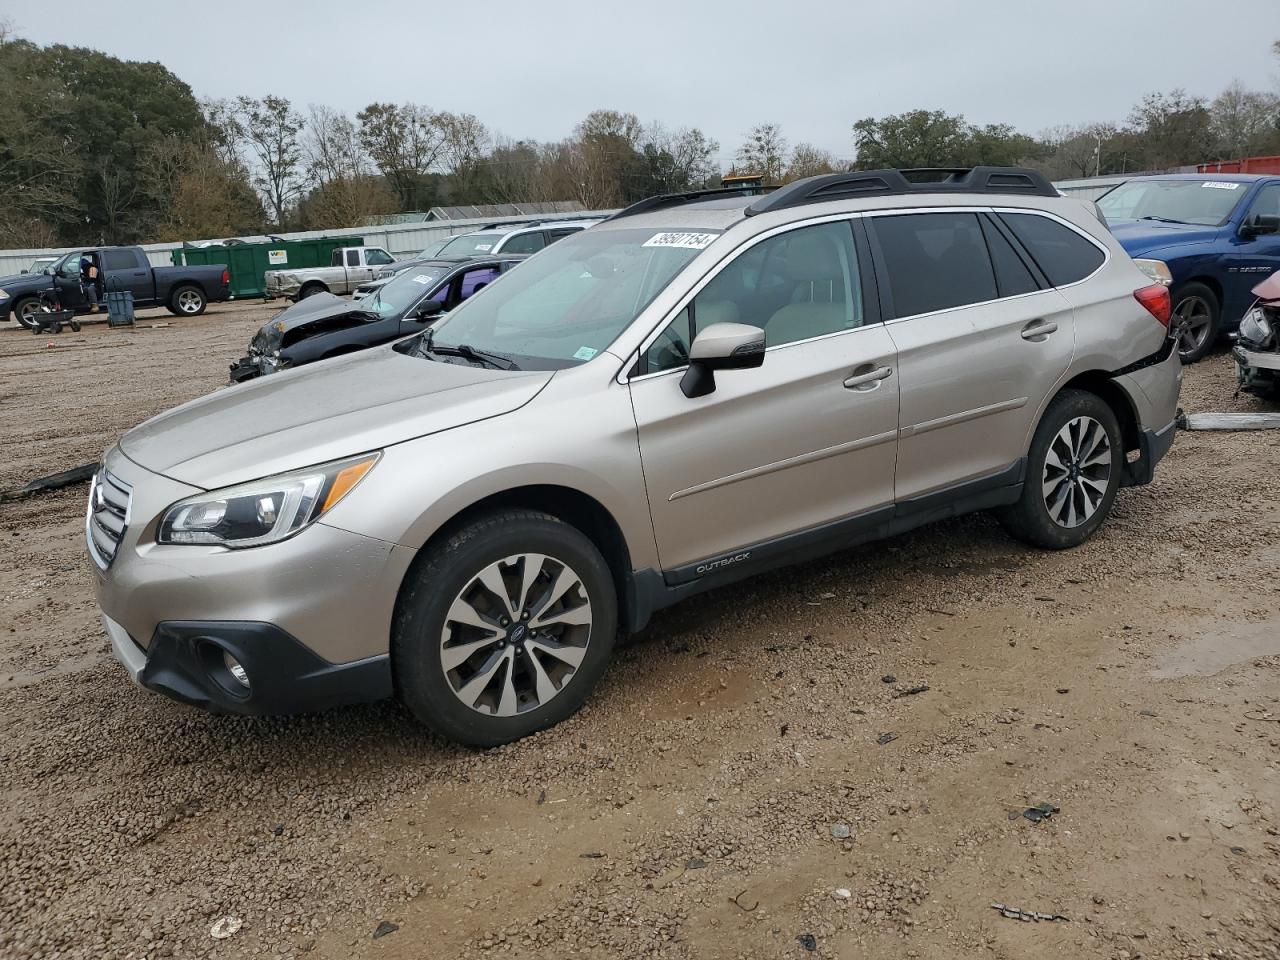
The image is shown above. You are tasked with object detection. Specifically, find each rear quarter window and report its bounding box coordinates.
[999,213,1105,287]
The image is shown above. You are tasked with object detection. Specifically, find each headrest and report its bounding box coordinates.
[785,232,842,282]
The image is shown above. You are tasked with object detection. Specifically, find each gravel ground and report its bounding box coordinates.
[0,305,1277,960]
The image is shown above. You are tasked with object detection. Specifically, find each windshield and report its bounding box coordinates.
[1097,179,1247,226]
[437,233,508,257]
[425,227,721,368]
[415,238,450,259]
[361,267,448,317]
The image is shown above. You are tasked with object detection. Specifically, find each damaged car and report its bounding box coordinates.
[1234,271,1280,398]
[230,255,524,382]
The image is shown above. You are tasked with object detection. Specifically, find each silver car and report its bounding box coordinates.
[90,167,1182,746]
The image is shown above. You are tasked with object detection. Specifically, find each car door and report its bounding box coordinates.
[628,218,900,578]
[869,209,1077,504]
[52,253,87,309]
[101,248,150,301]
[1223,181,1280,320]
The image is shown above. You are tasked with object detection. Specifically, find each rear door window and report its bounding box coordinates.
[872,212,997,318]
[998,213,1105,287]
[345,249,360,267]
[102,249,139,271]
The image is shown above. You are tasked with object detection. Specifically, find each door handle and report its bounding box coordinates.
[843,365,893,389]
[1021,318,1058,341]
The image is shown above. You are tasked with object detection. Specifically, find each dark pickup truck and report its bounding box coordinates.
[0,246,231,329]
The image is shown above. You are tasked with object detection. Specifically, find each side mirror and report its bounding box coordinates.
[415,300,445,320]
[680,322,765,398]
[20,269,28,274]
[1240,214,1280,239]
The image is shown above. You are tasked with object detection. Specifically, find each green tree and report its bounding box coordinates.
[1125,90,1214,170]
[852,110,968,169]
[357,102,446,210]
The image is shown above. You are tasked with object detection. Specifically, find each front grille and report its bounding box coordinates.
[86,470,132,570]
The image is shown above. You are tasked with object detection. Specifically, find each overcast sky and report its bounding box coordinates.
[9,0,1278,163]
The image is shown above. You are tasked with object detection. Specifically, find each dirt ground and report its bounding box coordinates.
[0,303,1277,960]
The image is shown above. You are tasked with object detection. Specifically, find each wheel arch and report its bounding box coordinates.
[1174,274,1222,308]
[1052,371,1143,483]
[392,484,635,641]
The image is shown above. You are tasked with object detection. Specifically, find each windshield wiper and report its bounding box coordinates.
[1139,215,1186,224]
[416,329,520,370]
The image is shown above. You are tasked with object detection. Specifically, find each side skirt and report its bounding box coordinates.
[624,459,1025,633]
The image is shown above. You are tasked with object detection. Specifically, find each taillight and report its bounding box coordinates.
[1134,284,1171,327]
[221,269,230,285]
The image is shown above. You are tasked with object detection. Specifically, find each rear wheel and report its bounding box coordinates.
[998,389,1122,550]
[168,285,207,316]
[393,510,617,747]
[297,283,327,300]
[1170,281,1219,364]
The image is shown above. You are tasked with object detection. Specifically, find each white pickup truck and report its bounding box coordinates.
[264,246,398,301]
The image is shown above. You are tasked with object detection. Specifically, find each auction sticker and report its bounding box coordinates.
[643,232,718,250]
[412,274,434,284]
[573,346,599,360]
[1202,182,1239,190]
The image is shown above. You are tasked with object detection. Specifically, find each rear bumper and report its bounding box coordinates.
[1128,416,1178,486]
[104,614,391,715]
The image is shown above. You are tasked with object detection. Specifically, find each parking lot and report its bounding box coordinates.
[0,304,1277,960]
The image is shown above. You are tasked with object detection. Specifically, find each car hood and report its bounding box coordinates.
[0,271,47,290]
[120,346,553,489]
[1107,219,1221,256]
[252,294,375,350]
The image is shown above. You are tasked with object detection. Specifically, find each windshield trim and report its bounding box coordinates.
[1098,178,1249,228]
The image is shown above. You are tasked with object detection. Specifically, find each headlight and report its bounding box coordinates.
[1239,307,1274,347]
[0,288,8,300]
[1134,259,1172,286]
[157,453,379,547]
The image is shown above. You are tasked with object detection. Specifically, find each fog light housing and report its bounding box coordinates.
[223,651,250,690]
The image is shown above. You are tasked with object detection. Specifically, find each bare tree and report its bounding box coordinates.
[234,95,306,225]
[785,143,837,181]
[304,104,367,185]
[357,102,447,209]
[736,123,789,183]
[1210,81,1280,158]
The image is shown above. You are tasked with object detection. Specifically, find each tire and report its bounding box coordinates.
[168,285,207,317]
[1170,281,1219,364]
[997,389,1122,550]
[297,284,327,300]
[393,510,618,747]
[12,297,43,331]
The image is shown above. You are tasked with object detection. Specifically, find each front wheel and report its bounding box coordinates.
[393,510,618,747]
[13,297,44,331]
[997,389,1122,550]
[168,285,207,316]
[1170,282,1219,364]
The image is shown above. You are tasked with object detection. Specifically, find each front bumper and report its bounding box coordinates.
[228,353,286,382]
[104,613,391,715]
[91,447,416,683]
[1234,344,1280,396]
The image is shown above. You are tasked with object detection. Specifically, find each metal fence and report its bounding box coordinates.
[0,210,618,278]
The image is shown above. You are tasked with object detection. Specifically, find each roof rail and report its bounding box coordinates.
[605,186,764,222]
[744,166,1057,216]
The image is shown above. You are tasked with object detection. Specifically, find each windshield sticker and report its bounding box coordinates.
[1201,182,1240,190]
[411,274,434,284]
[573,346,599,361]
[474,243,493,251]
[643,232,718,250]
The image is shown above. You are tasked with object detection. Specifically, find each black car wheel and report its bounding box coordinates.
[13,297,43,331]
[997,389,1122,550]
[168,285,207,316]
[393,509,618,747]
[1170,282,1219,364]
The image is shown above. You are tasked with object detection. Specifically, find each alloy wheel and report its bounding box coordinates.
[1042,415,1112,529]
[439,553,592,717]
[1172,295,1212,359]
[177,290,203,314]
[17,301,42,329]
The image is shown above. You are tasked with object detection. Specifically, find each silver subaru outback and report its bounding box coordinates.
[89,167,1182,746]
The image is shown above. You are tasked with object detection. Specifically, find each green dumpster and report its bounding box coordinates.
[172,235,364,300]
